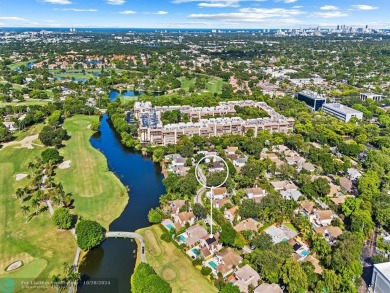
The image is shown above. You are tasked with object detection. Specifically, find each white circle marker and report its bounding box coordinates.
[195,155,229,189]
[194,155,229,237]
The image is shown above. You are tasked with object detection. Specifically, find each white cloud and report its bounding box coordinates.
[188,7,305,23]
[351,5,378,10]
[119,10,137,14]
[0,16,27,21]
[320,5,338,11]
[40,0,72,4]
[312,11,348,18]
[55,8,97,12]
[198,2,240,8]
[283,0,298,3]
[106,0,126,5]
[154,11,168,15]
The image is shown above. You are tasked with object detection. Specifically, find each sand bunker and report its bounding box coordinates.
[5,260,23,272]
[58,160,71,169]
[15,173,28,181]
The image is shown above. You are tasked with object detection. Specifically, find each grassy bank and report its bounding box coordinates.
[0,115,128,292]
[0,139,76,292]
[136,225,218,293]
[55,115,128,229]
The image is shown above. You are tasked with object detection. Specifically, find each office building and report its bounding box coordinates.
[133,101,294,145]
[360,93,383,101]
[296,91,326,111]
[322,103,363,122]
[371,262,390,293]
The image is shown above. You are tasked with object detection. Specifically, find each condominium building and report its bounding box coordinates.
[360,93,383,101]
[296,91,326,111]
[133,101,294,145]
[322,103,363,122]
[371,262,390,293]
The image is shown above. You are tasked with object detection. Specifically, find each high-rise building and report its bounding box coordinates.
[296,91,326,111]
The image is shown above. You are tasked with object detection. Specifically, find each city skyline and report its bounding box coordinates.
[0,0,389,29]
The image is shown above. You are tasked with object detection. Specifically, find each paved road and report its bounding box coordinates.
[194,187,206,206]
[105,231,147,263]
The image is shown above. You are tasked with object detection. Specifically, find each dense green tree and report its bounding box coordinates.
[280,259,308,293]
[148,208,163,224]
[131,263,171,293]
[75,220,105,250]
[41,148,63,164]
[193,203,207,219]
[52,208,73,230]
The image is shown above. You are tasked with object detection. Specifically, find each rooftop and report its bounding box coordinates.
[374,261,390,282]
[322,103,363,115]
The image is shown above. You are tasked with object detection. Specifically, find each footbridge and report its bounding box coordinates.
[105,231,146,263]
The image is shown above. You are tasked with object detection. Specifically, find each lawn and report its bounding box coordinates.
[8,60,36,70]
[0,99,51,107]
[136,225,218,293]
[284,222,298,232]
[179,76,225,94]
[0,143,76,292]
[55,115,128,229]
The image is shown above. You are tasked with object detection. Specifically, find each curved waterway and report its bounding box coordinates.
[79,114,166,292]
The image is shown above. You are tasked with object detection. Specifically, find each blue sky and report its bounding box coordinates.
[0,0,389,28]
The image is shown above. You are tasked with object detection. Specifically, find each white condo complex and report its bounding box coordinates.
[132,100,294,145]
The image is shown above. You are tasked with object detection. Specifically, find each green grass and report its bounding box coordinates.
[0,143,76,292]
[55,115,128,229]
[284,222,298,232]
[178,76,225,94]
[8,60,36,70]
[0,99,51,107]
[12,123,45,142]
[136,225,218,293]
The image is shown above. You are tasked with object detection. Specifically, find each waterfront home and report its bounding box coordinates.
[199,234,222,257]
[164,153,182,162]
[234,264,261,293]
[172,211,195,227]
[215,248,243,277]
[224,206,239,223]
[234,218,262,233]
[183,224,208,247]
[168,200,186,214]
[254,283,283,293]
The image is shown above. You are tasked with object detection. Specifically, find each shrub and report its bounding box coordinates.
[131,263,171,293]
[201,266,212,276]
[160,233,172,243]
[52,207,73,229]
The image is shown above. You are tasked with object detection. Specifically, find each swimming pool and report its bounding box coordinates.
[208,261,217,269]
[166,224,174,230]
[191,248,200,256]
[179,234,186,242]
[300,250,309,257]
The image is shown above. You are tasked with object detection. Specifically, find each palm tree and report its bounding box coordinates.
[67,271,81,293]
[51,274,61,293]
[27,161,35,175]
[31,197,40,215]
[15,188,25,203]
[20,205,30,223]
[61,262,72,276]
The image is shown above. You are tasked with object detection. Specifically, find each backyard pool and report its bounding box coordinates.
[191,248,200,256]
[166,224,174,230]
[179,234,186,242]
[300,250,309,257]
[208,261,218,270]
